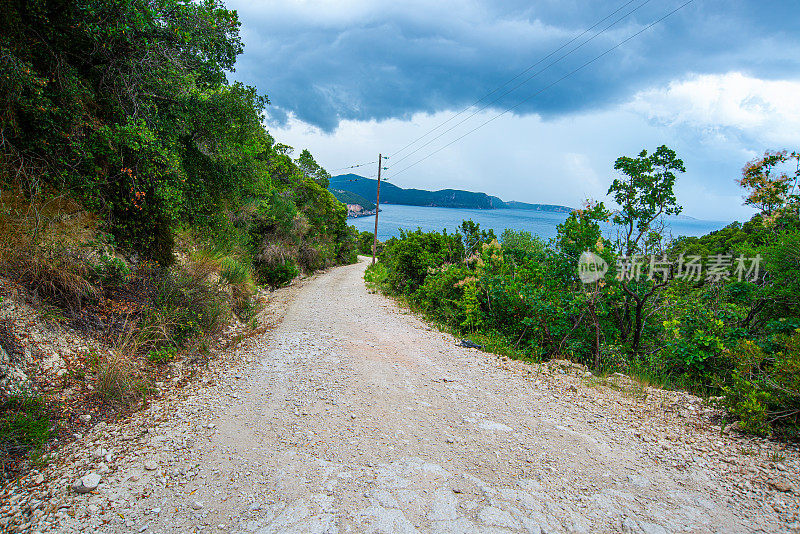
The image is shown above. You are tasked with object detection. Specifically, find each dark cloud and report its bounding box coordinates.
[228,0,800,132]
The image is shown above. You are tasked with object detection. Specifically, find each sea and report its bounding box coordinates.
[348,204,730,242]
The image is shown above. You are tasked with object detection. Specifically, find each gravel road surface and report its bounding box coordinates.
[19,258,800,533]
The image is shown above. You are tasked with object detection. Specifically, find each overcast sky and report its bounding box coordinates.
[226,0,800,220]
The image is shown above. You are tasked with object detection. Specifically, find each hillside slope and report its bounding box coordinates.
[331,175,506,210]
[330,174,573,212]
[329,189,376,210]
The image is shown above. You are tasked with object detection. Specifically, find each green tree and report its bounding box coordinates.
[296,149,331,189]
[738,150,800,218]
[608,146,685,353]
[556,200,614,369]
[609,145,685,255]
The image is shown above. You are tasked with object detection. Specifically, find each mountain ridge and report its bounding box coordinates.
[330,174,573,212]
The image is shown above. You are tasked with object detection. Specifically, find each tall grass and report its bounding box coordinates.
[91,350,144,404]
[0,188,99,308]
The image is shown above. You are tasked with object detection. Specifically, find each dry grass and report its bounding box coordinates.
[257,242,293,268]
[0,188,98,307]
[583,374,650,401]
[92,350,143,404]
[188,248,257,310]
[297,242,321,271]
[89,316,151,404]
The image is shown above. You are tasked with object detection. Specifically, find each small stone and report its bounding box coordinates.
[79,414,91,423]
[771,480,794,493]
[72,473,102,494]
[628,475,651,488]
[192,501,204,510]
[32,474,44,485]
[143,460,158,471]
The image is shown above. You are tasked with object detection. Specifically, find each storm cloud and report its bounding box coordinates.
[228,0,800,131]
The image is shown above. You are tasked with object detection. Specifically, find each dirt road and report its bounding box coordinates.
[36,258,798,533]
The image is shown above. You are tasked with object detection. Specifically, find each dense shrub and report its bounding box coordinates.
[0,395,52,472]
[358,231,377,256]
[721,333,800,438]
[381,229,464,294]
[257,260,300,288]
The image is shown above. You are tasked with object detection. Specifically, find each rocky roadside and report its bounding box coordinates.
[499,358,800,526]
[0,275,307,533]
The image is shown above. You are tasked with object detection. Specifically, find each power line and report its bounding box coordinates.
[329,172,380,183]
[387,0,654,169]
[329,161,377,172]
[385,0,696,181]
[388,0,644,161]
[331,0,645,177]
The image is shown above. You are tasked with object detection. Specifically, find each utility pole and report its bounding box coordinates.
[372,154,383,265]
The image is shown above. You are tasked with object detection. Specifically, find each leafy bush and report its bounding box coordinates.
[655,295,727,391]
[364,262,389,293]
[93,254,131,286]
[358,231,377,256]
[147,346,177,365]
[381,229,464,294]
[721,334,800,438]
[414,263,472,327]
[0,395,52,470]
[257,260,300,288]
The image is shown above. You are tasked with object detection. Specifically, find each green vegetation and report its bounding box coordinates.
[0,0,359,462]
[0,0,357,329]
[369,147,800,440]
[0,395,52,472]
[330,189,376,211]
[357,231,380,256]
[1,0,356,274]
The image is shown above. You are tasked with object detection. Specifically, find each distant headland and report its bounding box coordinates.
[329,174,574,215]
